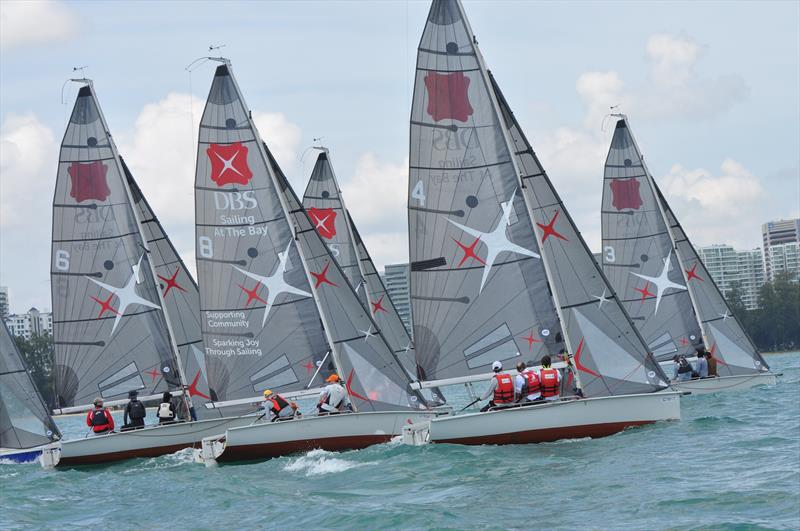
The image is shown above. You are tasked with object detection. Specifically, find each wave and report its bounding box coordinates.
[283,449,375,477]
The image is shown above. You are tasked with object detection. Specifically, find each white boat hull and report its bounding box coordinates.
[40,415,257,468]
[403,393,681,446]
[199,410,434,465]
[668,372,777,395]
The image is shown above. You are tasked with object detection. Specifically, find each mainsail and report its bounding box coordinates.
[301,152,418,380]
[51,84,186,408]
[655,183,770,375]
[408,0,564,384]
[601,118,702,361]
[0,321,60,449]
[409,0,668,397]
[123,159,217,418]
[301,152,367,306]
[194,64,330,403]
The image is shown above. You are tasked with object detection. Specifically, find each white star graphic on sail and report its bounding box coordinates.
[87,254,161,335]
[359,325,375,343]
[232,240,311,327]
[214,151,244,179]
[446,188,539,292]
[313,213,331,232]
[593,288,612,310]
[720,310,731,321]
[629,250,686,314]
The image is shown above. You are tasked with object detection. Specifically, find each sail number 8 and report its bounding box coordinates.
[199,236,213,258]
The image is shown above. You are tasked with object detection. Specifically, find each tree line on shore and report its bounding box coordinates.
[11,273,799,408]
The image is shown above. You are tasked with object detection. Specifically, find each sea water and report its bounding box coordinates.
[2,352,798,530]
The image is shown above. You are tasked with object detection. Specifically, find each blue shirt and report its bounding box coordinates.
[695,356,708,378]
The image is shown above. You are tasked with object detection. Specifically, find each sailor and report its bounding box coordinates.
[86,397,114,435]
[479,361,515,412]
[157,392,177,424]
[514,362,541,402]
[705,350,718,377]
[262,389,297,421]
[538,355,561,401]
[672,355,695,382]
[122,390,146,430]
[694,347,709,379]
[317,374,352,415]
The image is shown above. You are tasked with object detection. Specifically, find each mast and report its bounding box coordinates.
[452,0,583,391]
[82,80,193,412]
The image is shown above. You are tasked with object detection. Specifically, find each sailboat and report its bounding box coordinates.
[0,320,61,463]
[403,0,680,446]
[40,82,256,468]
[301,149,423,386]
[601,115,777,394]
[192,62,433,465]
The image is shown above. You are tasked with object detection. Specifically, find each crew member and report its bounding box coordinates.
[317,374,352,414]
[706,350,718,377]
[262,389,297,421]
[514,361,541,402]
[694,347,709,378]
[122,389,146,430]
[157,392,177,424]
[479,361,515,412]
[673,355,695,382]
[86,397,114,435]
[539,355,561,401]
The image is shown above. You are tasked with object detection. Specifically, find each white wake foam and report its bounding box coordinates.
[283,449,374,476]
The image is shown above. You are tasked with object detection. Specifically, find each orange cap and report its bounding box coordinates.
[326,374,340,383]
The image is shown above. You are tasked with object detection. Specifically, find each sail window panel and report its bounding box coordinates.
[248,354,298,392]
[464,323,520,369]
[97,362,145,398]
[649,332,678,358]
[339,344,416,411]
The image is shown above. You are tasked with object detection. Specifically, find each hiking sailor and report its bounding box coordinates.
[122,390,146,430]
[514,362,541,402]
[86,397,114,435]
[317,374,353,414]
[672,355,696,382]
[479,361,516,412]
[157,392,177,424]
[262,389,297,421]
[693,347,709,378]
[539,355,562,401]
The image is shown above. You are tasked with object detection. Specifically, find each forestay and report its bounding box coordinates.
[655,184,770,375]
[302,152,367,307]
[408,0,564,385]
[123,160,218,419]
[601,118,702,361]
[194,64,330,403]
[268,147,425,411]
[51,84,182,408]
[490,74,668,397]
[0,321,61,449]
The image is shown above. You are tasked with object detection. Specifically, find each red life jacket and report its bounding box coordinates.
[521,371,540,396]
[269,394,290,412]
[539,368,560,398]
[493,374,515,404]
[87,409,113,432]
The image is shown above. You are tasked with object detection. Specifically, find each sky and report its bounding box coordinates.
[1,0,798,313]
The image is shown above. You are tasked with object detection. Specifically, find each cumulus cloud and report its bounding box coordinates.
[0,0,79,50]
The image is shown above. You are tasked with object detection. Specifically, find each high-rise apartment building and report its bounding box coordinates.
[382,263,413,336]
[4,307,53,340]
[697,245,765,310]
[762,218,800,281]
[764,242,799,282]
[0,286,8,320]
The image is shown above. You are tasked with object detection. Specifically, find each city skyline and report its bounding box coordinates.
[2,1,798,311]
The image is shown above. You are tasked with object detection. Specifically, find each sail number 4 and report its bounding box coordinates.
[411,180,426,206]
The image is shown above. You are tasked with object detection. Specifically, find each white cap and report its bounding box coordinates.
[492,361,502,371]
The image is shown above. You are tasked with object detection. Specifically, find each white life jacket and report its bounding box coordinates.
[323,383,347,409]
[157,402,174,419]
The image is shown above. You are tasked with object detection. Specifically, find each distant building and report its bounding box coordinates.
[764,242,799,282]
[697,245,765,310]
[762,218,800,281]
[382,263,413,336]
[0,286,8,320]
[4,307,53,340]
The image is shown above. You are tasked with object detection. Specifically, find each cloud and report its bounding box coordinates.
[0,0,79,50]
[253,111,302,173]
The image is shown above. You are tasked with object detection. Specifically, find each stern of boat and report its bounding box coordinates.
[39,443,61,469]
[198,435,226,467]
[402,420,432,446]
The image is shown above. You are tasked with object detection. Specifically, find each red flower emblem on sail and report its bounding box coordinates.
[207,142,253,187]
[308,208,337,240]
[424,72,474,122]
[68,161,111,203]
[609,178,643,211]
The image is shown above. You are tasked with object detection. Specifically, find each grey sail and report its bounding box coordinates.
[408,0,565,384]
[655,184,770,374]
[601,118,702,361]
[267,147,425,411]
[348,218,420,381]
[490,74,668,397]
[301,152,368,307]
[194,64,330,403]
[123,160,218,418]
[0,321,61,449]
[51,84,183,408]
